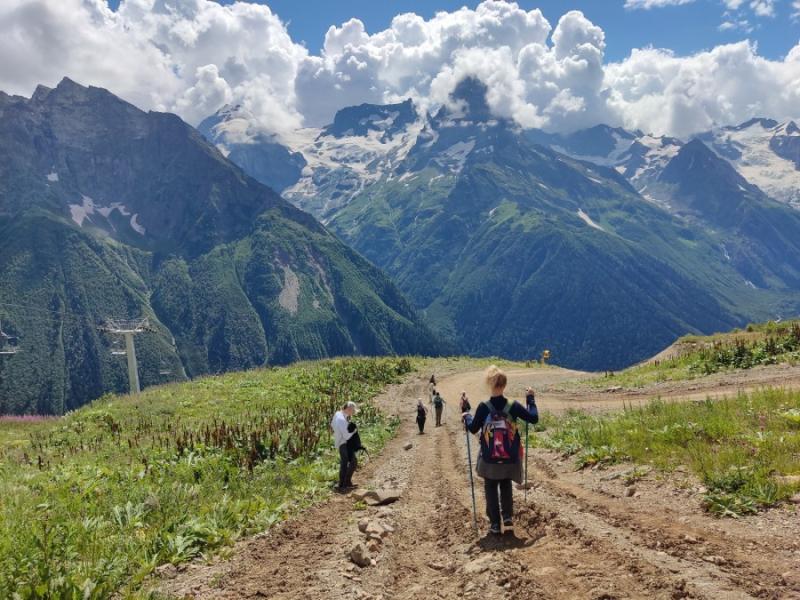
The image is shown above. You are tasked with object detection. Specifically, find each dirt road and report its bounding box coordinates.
[156,366,800,600]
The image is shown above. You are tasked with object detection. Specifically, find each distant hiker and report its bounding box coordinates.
[416,399,428,434]
[459,391,471,413]
[462,365,538,535]
[331,401,359,492]
[432,390,446,426]
[430,374,437,386]
[428,379,436,403]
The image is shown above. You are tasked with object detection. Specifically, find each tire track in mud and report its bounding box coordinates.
[527,459,799,599]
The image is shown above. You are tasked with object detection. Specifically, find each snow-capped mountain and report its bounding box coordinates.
[198,105,307,195]
[526,125,684,209]
[202,100,425,219]
[696,118,800,209]
[198,82,800,370]
[525,119,800,212]
[202,94,800,222]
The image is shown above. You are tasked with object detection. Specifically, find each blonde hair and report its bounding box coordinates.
[485,365,507,391]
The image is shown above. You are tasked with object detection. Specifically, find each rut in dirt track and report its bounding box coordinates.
[155,368,800,600]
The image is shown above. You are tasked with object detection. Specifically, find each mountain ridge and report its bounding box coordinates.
[202,80,800,369]
[0,78,441,414]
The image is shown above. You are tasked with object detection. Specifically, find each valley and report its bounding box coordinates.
[206,79,800,372]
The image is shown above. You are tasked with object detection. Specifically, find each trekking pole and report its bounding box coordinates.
[524,389,535,503]
[465,426,479,534]
[524,419,530,503]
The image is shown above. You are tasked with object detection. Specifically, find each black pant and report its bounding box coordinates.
[338,444,357,488]
[484,478,513,526]
[435,405,443,426]
[417,417,426,433]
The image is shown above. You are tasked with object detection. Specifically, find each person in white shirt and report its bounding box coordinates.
[331,401,359,492]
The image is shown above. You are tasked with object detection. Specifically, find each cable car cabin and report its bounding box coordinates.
[0,321,19,355]
[159,356,172,376]
[0,334,18,355]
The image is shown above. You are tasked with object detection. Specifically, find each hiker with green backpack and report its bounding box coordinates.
[432,390,446,427]
[462,365,538,535]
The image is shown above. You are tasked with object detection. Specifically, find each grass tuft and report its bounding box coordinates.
[535,388,800,517]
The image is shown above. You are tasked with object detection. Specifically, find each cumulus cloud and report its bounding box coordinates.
[296,1,554,125]
[297,5,617,132]
[0,0,307,135]
[0,0,798,140]
[0,0,179,111]
[606,40,800,137]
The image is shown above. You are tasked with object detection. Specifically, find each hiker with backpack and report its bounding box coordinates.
[462,366,538,535]
[416,399,428,434]
[432,390,446,427]
[331,401,359,493]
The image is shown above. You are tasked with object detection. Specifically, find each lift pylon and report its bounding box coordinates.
[100,318,149,394]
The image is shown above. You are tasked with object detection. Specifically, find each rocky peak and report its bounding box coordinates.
[321,98,418,140]
[661,138,733,181]
[728,117,779,131]
[451,77,491,122]
[769,120,800,168]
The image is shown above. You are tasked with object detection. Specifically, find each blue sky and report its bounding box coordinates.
[108,0,800,61]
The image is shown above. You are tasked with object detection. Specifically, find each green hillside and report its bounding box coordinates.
[0,357,411,597]
[0,79,441,414]
[329,116,794,370]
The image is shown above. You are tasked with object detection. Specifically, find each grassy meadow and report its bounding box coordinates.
[536,388,800,517]
[0,357,413,598]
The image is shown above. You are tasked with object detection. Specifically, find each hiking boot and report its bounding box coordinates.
[503,518,514,532]
[489,524,501,535]
[333,486,347,494]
